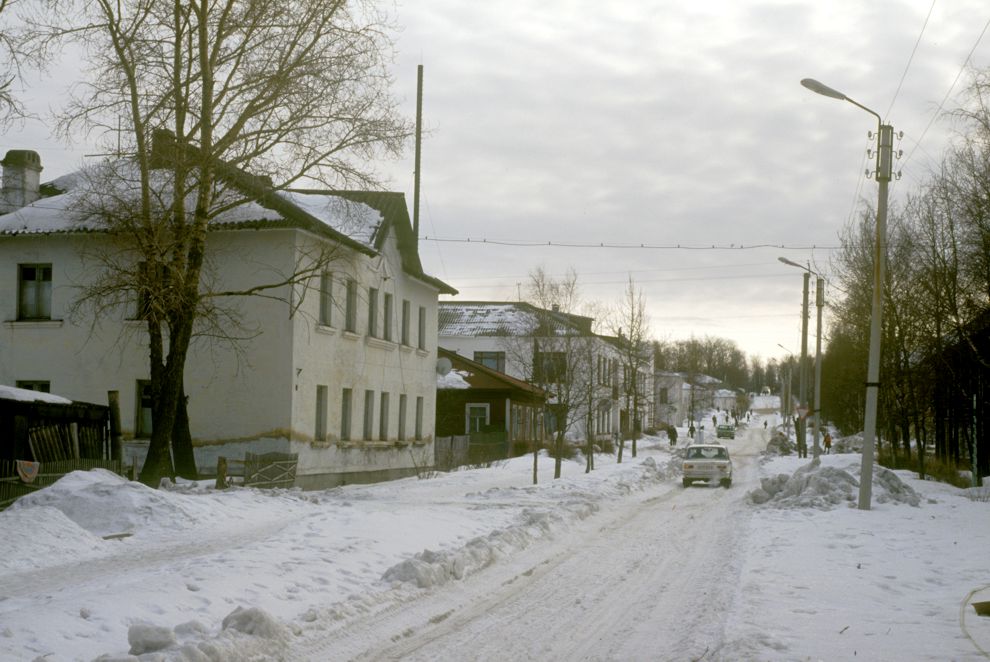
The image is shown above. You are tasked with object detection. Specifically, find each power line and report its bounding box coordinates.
[901,14,990,171]
[885,0,937,120]
[420,237,841,250]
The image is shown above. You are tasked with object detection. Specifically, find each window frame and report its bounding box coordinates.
[379,392,390,440]
[17,263,53,321]
[382,292,393,341]
[473,351,505,373]
[417,306,427,350]
[465,402,491,434]
[363,389,375,440]
[315,385,328,441]
[367,287,379,337]
[340,388,353,441]
[344,279,358,333]
[401,299,411,346]
[318,272,333,326]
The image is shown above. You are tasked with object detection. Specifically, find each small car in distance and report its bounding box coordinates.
[682,444,733,488]
[716,424,735,439]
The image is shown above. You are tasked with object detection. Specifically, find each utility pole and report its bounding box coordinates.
[812,277,824,458]
[800,77,898,510]
[799,271,810,458]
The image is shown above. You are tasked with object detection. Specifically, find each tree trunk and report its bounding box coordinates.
[554,431,563,479]
[171,386,197,479]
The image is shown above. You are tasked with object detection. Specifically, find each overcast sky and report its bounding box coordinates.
[10,0,990,362]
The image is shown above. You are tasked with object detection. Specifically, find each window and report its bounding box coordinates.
[398,394,407,441]
[363,389,375,440]
[315,385,328,441]
[368,287,379,337]
[379,392,390,440]
[658,388,669,405]
[18,264,52,320]
[533,351,567,383]
[344,280,357,332]
[136,380,153,438]
[417,306,427,350]
[466,403,490,433]
[340,388,352,441]
[415,396,424,440]
[383,293,393,341]
[16,380,50,393]
[473,351,505,373]
[401,300,411,345]
[319,272,333,326]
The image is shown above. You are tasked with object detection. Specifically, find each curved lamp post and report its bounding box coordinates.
[801,78,894,510]
[778,257,824,458]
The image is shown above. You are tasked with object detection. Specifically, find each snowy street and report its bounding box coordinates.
[294,430,764,661]
[2,422,989,661]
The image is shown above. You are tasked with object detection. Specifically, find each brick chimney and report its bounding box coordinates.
[1,149,43,213]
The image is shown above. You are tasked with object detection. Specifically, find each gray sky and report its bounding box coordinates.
[11,0,990,361]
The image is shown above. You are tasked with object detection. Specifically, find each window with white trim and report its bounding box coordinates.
[18,264,52,320]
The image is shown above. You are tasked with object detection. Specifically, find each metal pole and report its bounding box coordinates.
[799,272,809,457]
[858,123,893,510]
[813,277,824,458]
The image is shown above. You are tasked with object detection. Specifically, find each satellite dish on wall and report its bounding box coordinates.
[436,357,452,376]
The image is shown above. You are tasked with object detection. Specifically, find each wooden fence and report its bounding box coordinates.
[215,452,298,490]
[436,430,509,470]
[0,458,122,511]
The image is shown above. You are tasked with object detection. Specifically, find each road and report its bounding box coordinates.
[291,427,768,661]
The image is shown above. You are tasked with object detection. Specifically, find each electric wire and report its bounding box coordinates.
[884,0,937,121]
[419,237,840,251]
[900,14,990,172]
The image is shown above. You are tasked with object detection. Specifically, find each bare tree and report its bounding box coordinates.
[605,276,652,462]
[30,0,410,485]
[500,268,598,480]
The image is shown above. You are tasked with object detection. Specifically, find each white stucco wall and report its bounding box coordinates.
[0,223,443,485]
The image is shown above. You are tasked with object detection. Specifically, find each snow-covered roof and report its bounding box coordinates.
[0,159,383,252]
[438,301,592,337]
[0,384,73,405]
[436,369,471,390]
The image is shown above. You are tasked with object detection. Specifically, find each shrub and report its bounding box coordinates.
[877,448,971,488]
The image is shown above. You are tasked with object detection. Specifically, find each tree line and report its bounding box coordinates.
[824,69,990,482]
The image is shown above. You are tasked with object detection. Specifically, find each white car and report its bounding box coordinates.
[682,444,733,488]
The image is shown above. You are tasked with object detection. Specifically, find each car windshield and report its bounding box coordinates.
[689,447,727,459]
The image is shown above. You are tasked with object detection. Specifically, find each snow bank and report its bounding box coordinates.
[95,606,290,661]
[381,456,670,590]
[748,459,920,509]
[9,469,222,537]
[0,506,106,572]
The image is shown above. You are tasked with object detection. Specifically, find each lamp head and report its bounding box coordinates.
[801,78,847,101]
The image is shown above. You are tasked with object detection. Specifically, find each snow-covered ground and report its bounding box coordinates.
[1,417,988,661]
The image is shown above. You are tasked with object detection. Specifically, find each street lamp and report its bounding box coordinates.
[801,78,895,510]
[778,257,825,459]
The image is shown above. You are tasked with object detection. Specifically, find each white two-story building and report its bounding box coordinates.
[0,147,456,487]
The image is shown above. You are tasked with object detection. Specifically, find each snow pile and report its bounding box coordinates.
[106,606,290,661]
[0,506,106,572]
[831,433,863,453]
[748,459,920,509]
[9,469,221,537]
[437,368,471,389]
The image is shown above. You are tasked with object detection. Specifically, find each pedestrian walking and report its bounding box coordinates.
[823,432,832,454]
